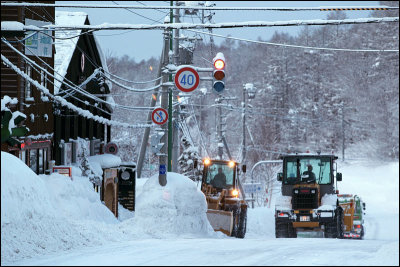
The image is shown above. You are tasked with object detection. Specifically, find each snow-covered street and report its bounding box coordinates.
[2,152,398,266]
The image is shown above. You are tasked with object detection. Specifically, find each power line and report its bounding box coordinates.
[3,2,398,11]
[3,38,156,112]
[186,29,399,53]
[20,17,399,31]
[1,53,152,129]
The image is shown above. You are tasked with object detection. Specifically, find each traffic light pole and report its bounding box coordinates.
[217,96,223,160]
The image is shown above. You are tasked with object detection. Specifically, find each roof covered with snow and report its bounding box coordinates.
[54,11,113,102]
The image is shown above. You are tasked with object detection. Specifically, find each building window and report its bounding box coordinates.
[25,65,33,101]
[38,149,44,174]
[19,150,26,164]
[29,149,38,173]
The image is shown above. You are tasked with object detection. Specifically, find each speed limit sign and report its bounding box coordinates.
[174,66,200,93]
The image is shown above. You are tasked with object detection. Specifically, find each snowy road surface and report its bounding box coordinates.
[2,152,398,266]
[10,234,399,266]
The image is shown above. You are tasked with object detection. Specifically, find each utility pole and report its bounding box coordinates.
[136,49,163,178]
[167,1,174,172]
[216,96,223,160]
[159,27,171,186]
[341,106,345,161]
[172,1,180,172]
[242,85,247,164]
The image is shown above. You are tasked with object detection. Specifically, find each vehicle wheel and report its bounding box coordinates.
[236,205,247,238]
[324,207,344,238]
[231,207,240,237]
[275,220,289,238]
[337,207,344,239]
[288,223,297,238]
[360,225,365,240]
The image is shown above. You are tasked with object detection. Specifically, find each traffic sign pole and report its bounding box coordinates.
[159,27,170,187]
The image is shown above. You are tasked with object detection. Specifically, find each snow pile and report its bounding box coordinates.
[133,172,216,238]
[0,152,131,264]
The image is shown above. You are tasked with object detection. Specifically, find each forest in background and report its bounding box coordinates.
[106,2,398,178]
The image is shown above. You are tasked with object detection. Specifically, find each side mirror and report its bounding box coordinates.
[193,159,198,169]
[242,165,246,173]
[362,202,366,210]
[336,172,342,181]
[277,172,283,181]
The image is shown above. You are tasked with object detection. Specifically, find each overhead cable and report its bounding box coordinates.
[2,2,398,11]
[18,17,399,31]
[2,38,156,112]
[185,29,399,53]
[1,53,152,129]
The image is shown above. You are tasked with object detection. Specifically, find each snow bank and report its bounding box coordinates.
[1,152,130,264]
[133,172,216,238]
[1,152,220,264]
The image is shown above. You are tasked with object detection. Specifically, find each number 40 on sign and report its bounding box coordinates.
[174,66,199,93]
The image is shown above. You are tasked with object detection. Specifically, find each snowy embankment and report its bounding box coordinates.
[1,152,217,264]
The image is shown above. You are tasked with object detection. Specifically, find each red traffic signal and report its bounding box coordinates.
[213,52,225,70]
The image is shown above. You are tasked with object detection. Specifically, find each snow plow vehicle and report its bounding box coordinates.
[200,158,248,238]
[338,194,366,239]
[275,153,344,238]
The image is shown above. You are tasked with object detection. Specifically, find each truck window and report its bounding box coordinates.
[284,157,332,185]
[205,163,234,187]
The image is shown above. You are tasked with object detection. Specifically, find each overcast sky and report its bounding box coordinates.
[55,1,380,61]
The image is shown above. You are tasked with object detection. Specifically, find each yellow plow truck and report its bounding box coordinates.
[200,159,248,238]
[338,194,366,239]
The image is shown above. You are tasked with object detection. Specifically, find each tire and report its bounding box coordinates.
[275,220,289,238]
[324,207,344,238]
[231,207,240,237]
[236,205,247,238]
[288,223,297,238]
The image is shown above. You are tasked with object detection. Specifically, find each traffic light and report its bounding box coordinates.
[213,52,225,93]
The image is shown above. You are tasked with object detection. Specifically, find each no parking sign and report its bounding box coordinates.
[152,108,168,125]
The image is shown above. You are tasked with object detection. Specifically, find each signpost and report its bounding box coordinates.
[242,183,263,194]
[152,107,168,125]
[174,66,199,93]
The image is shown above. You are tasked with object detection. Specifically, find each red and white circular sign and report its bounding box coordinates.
[152,108,168,125]
[174,66,199,92]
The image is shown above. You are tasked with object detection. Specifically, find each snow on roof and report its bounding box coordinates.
[54,11,113,106]
[54,11,87,95]
[1,21,25,31]
[87,154,122,177]
[1,95,18,111]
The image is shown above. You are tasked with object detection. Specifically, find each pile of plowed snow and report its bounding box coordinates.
[1,152,216,264]
[132,172,216,238]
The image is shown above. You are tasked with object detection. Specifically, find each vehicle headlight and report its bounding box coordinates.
[231,189,239,197]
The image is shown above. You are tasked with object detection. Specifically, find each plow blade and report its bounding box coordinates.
[206,209,233,236]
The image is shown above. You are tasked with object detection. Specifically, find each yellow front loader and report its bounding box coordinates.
[200,159,248,238]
